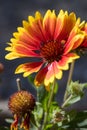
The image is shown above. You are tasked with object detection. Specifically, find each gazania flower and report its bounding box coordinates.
[5,10,85,86]
[8,90,35,130]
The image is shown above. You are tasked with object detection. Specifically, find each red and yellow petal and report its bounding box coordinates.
[23,11,46,43]
[5,39,41,60]
[5,49,40,60]
[80,23,87,48]
[44,64,55,86]
[35,61,62,87]
[5,12,45,60]
[12,40,37,51]
[85,23,87,33]
[15,44,40,57]
[54,10,67,40]
[55,10,76,40]
[34,66,48,86]
[71,34,85,50]
[15,62,43,77]
[44,62,62,86]
[64,19,86,53]
[14,27,41,49]
[52,61,63,80]
[26,21,45,43]
[58,53,79,70]
[64,31,85,54]
[43,10,56,40]
[11,114,18,130]
[13,31,40,49]
[5,52,23,60]
[80,36,87,48]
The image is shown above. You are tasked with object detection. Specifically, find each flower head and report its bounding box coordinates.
[8,90,35,130]
[5,10,86,86]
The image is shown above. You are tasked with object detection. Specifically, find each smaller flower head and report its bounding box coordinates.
[8,90,35,130]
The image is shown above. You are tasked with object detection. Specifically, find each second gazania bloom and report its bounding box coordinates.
[5,10,87,86]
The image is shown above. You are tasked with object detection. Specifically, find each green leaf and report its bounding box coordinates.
[0,127,10,130]
[37,86,47,102]
[63,111,87,128]
[45,123,59,130]
[62,81,87,107]
[65,95,82,107]
[68,81,87,96]
[5,118,13,123]
[37,86,50,111]
[30,121,38,130]
[78,119,87,128]
[45,124,53,130]
[32,102,43,127]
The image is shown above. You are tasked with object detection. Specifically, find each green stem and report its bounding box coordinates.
[41,80,55,130]
[37,88,40,102]
[63,60,75,102]
[41,111,48,130]
[62,95,72,108]
[48,80,55,109]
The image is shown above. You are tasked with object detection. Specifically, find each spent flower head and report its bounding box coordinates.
[8,90,35,130]
[5,10,87,87]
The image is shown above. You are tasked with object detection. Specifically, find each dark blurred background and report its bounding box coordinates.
[0,0,87,127]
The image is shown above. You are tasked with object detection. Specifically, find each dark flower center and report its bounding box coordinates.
[40,40,65,63]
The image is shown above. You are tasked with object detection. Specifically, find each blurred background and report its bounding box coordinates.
[0,0,87,127]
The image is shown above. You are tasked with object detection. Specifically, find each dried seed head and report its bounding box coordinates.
[8,90,35,116]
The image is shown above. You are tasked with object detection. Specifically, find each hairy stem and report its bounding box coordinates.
[63,60,75,102]
[41,80,55,130]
